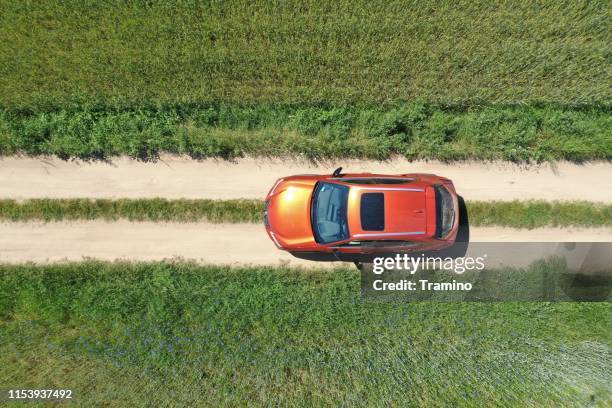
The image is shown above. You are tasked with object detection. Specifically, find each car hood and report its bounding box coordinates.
[266,180,316,248]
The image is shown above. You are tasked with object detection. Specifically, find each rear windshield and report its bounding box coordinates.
[311,182,350,244]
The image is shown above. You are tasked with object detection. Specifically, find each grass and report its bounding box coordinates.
[1,103,610,161]
[0,261,610,406]
[0,198,610,229]
[466,200,612,229]
[0,198,263,223]
[0,1,609,108]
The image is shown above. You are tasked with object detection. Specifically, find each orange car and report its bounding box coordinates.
[264,167,460,262]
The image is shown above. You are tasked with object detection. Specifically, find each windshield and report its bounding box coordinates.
[311,182,350,244]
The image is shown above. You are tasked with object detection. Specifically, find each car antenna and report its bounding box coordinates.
[332,167,343,177]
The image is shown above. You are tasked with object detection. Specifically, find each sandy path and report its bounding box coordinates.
[1,222,609,267]
[1,156,611,202]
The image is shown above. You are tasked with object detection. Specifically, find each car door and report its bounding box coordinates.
[360,240,422,254]
[332,240,421,254]
[329,240,424,262]
[329,174,416,185]
[328,240,371,262]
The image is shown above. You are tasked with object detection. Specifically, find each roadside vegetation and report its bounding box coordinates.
[1,261,609,405]
[1,104,610,161]
[1,198,609,229]
[0,1,610,162]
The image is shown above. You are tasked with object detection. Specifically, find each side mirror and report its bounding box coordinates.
[332,167,343,177]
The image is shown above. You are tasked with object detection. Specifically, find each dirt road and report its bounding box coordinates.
[1,156,610,202]
[2,157,609,266]
[1,222,609,266]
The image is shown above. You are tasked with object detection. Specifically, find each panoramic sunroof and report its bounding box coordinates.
[360,193,385,231]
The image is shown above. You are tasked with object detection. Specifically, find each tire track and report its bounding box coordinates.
[1,221,609,266]
[1,157,611,202]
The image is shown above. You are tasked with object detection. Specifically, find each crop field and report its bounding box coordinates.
[1,0,609,107]
[0,0,610,161]
[0,262,610,406]
[1,198,610,229]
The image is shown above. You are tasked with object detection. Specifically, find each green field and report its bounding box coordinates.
[1,0,609,107]
[0,0,610,161]
[0,262,610,406]
[1,198,610,229]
